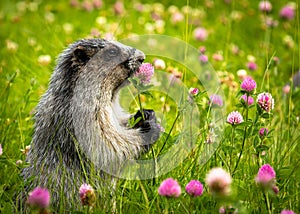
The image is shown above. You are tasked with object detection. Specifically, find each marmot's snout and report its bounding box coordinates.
[132,48,145,64]
[124,48,145,77]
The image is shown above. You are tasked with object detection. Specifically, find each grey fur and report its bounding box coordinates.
[18,38,160,212]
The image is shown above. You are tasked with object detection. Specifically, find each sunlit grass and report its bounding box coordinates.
[0,0,299,213]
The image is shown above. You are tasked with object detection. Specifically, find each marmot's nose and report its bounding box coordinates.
[134,49,145,64]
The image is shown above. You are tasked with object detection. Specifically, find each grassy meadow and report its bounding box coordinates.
[0,0,299,213]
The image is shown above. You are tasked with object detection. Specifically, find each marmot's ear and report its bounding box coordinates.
[73,46,90,63]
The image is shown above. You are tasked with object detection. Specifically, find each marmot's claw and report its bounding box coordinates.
[133,109,155,120]
[132,109,156,130]
[132,109,160,147]
[142,109,156,122]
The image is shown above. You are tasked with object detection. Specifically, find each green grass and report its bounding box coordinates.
[0,0,300,213]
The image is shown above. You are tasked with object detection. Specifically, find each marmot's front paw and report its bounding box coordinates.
[132,109,155,131]
[132,109,160,150]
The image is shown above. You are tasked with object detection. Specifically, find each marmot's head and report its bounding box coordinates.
[52,38,145,99]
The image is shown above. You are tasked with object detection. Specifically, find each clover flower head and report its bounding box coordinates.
[259,1,272,12]
[283,85,290,94]
[27,187,50,209]
[241,94,254,106]
[237,69,248,80]
[255,164,276,186]
[193,27,208,41]
[227,111,243,125]
[241,77,257,92]
[153,58,166,70]
[247,61,257,71]
[272,185,279,195]
[219,206,226,214]
[189,87,199,96]
[199,54,208,63]
[79,183,96,207]
[205,167,232,196]
[212,53,223,61]
[185,180,204,197]
[259,127,269,138]
[280,4,295,20]
[135,63,154,84]
[199,46,206,54]
[171,12,184,24]
[281,210,295,214]
[257,92,274,112]
[209,94,223,107]
[158,178,181,198]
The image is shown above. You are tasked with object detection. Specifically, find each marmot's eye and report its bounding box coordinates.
[108,48,118,57]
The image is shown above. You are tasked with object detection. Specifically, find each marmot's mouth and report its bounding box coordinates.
[113,57,144,93]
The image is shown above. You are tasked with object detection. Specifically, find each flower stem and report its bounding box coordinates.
[151,147,157,185]
[263,192,272,214]
[230,125,235,172]
[164,198,169,214]
[232,101,249,176]
[232,127,247,176]
[158,112,180,156]
[137,93,145,120]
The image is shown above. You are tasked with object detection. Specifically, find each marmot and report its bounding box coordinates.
[18,38,160,211]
